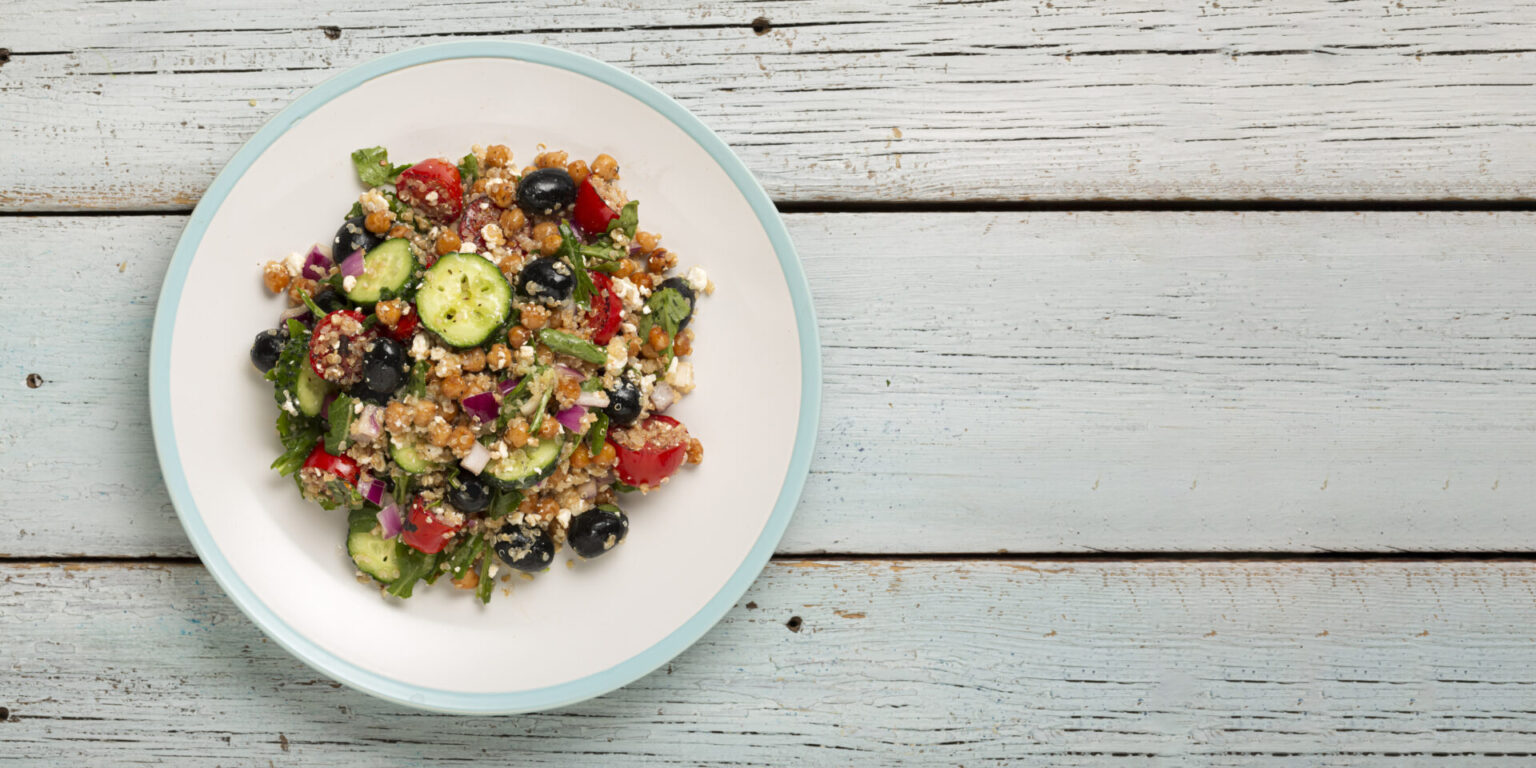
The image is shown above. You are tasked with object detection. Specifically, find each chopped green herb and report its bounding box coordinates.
[446,532,486,579]
[298,289,326,319]
[527,383,556,435]
[347,507,379,537]
[535,329,607,365]
[346,200,364,219]
[585,411,609,456]
[458,153,480,184]
[387,546,442,598]
[559,221,595,307]
[608,200,639,239]
[489,489,523,519]
[475,549,497,604]
[270,410,322,476]
[406,361,429,398]
[580,376,604,393]
[350,146,411,188]
[325,394,355,454]
[613,482,640,493]
[494,374,533,433]
[635,286,691,363]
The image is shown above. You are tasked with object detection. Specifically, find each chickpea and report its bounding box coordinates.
[648,325,671,351]
[627,336,643,359]
[461,347,486,373]
[440,374,468,400]
[384,401,411,433]
[539,233,564,255]
[449,426,476,457]
[673,328,694,357]
[569,443,592,470]
[537,498,560,519]
[438,398,458,421]
[535,150,568,169]
[498,254,521,279]
[484,144,512,168]
[531,221,559,242]
[647,249,677,274]
[452,569,480,590]
[504,419,530,448]
[412,401,437,428]
[486,343,512,371]
[566,159,590,185]
[595,442,617,466]
[471,177,490,196]
[592,153,619,180]
[498,207,526,235]
[686,437,704,465]
[635,231,660,254]
[555,376,580,408]
[427,419,452,447]
[287,277,317,305]
[507,325,532,348]
[375,299,404,328]
[614,258,638,279]
[262,262,292,293]
[388,223,414,239]
[487,178,515,208]
[520,164,538,177]
[435,229,462,256]
[520,306,549,330]
[537,416,561,439]
[630,272,654,291]
[365,209,395,234]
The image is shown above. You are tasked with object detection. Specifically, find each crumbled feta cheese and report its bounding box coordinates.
[410,333,430,359]
[481,223,504,249]
[517,345,535,362]
[611,277,643,311]
[640,373,657,398]
[556,508,572,527]
[425,190,439,204]
[342,275,357,292]
[620,322,637,335]
[606,337,628,375]
[360,189,389,214]
[429,346,446,361]
[282,251,305,276]
[667,361,696,394]
[686,266,709,292]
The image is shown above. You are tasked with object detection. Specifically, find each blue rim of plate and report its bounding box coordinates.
[148,42,821,714]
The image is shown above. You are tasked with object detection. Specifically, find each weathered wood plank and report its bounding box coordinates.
[7,559,1536,764]
[4,211,1536,556]
[3,0,1536,209]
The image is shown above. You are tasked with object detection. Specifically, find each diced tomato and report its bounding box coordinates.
[586,272,623,346]
[386,310,419,342]
[573,178,618,236]
[395,159,464,223]
[611,415,690,489]
[302,443,359,486]
[308,309,371,384]
[400,497,463,554]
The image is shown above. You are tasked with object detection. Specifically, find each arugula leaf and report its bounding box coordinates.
[270,410,322,476]
[445,532,486,582]
[387,546,443,598]
[558,221,595,307]
[348,507,380,536]
[527,383,556,435]
[608,200,639,239]
[314,477,365,511]
[350,146,410,187]
[325,394,355,454]
[535,329,607,365]
[458,153,480,184]
[489,489,523,519]
[476,549,497,604]
[635,287,691,363]
[585,411,609,457]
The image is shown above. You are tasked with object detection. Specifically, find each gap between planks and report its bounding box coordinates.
[12,553,1536,567]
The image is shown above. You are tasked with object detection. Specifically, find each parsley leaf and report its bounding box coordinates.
[489,489,523,519]
[346,200,364,219]
[325,394,355,454]
[350,146,410,187]
[613,482,640,494]
[608,200,639,239]
[636,287,692,362]
[270,410,322,476]
[458,153,480,184]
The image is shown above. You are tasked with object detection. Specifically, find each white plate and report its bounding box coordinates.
[149,43,820,714]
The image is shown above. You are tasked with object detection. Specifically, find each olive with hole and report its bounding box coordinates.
[250,329,286,372]
[333,215,385,259]
[516,257,574,302]
[493,522,554,572]
[655,277,697,332]
[516,168,577,214]
[604,381,642,427]
[447,474,493,514]
[567,504,628,559]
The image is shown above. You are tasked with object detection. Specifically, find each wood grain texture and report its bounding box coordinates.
[8,559,1536,765]
[4,0,1536,209]
[4,211,1536,556]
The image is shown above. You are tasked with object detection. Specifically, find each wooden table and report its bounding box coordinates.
[5,1,1536,763]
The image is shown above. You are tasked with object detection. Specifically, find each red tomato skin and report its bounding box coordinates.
[308,309,368,379]
[386,310,419,342]
[400,497,461,554]
[396,159,464,223]
[611,415,690,488]
[573,178,618,236]
[587,273,623,346]
[302,443,359,485]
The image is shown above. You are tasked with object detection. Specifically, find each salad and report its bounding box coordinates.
[248,144,711,601]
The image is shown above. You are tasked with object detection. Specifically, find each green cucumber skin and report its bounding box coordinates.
[294,365,331,417]
[484,436,564,491]
[345,238,418,303]
[348,530,402,582]
[416,252,513,348]
[390,436,442,475]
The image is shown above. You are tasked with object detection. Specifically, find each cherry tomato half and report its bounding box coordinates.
[400,496,463,554]
[308,309,371,385]
[611,414,690,489]
[586,272,623,346]
[385,309,419,342]
[395,159,464,223]
[302,443,359,486]
[573,178,618,236]
[456,195,502,255]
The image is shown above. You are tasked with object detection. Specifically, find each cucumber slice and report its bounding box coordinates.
[390,434,443,474]
[484,435,564,490]
[345,238,417,303]
[416,252,512,347]
[294,365,331,417]
[348,530,402,582]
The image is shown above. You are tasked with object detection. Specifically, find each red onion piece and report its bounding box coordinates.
[628,243,643,256]
[350,404,383,442]
[377,500,403,538]
[461,442,491,475]
[278,304,311,325]
[301,245,332,280]
[556,365,583,379]
[497,377,522,396]
[575,389,609,409]
[650,382,676,412]
[339,249,366,279]
[577,480,597,501]
[461,391,499,423]
[555,405,586,433]
[359,475,386,506]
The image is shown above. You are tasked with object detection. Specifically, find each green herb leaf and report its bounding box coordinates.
[270,411,321,477]
[559,221,595,307]
[579,376,604,393]
[458,153,480,184]
[347,507,380,537]
[527,382,556,435]
[386,546,442,599]
[350,146,409,188]
[346,200,364,219]
[489,489,523,519]
[636,287,692,364]
[406,360,430,398]
[613,481,640,493]
[476,549,497,604]
[494,375,532,433]
[585,411,609,456]
[608,200,639,239]
[446,532,486,580]
[535,329,607,365]
[325,394,355,454]
[298,289,326,319]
